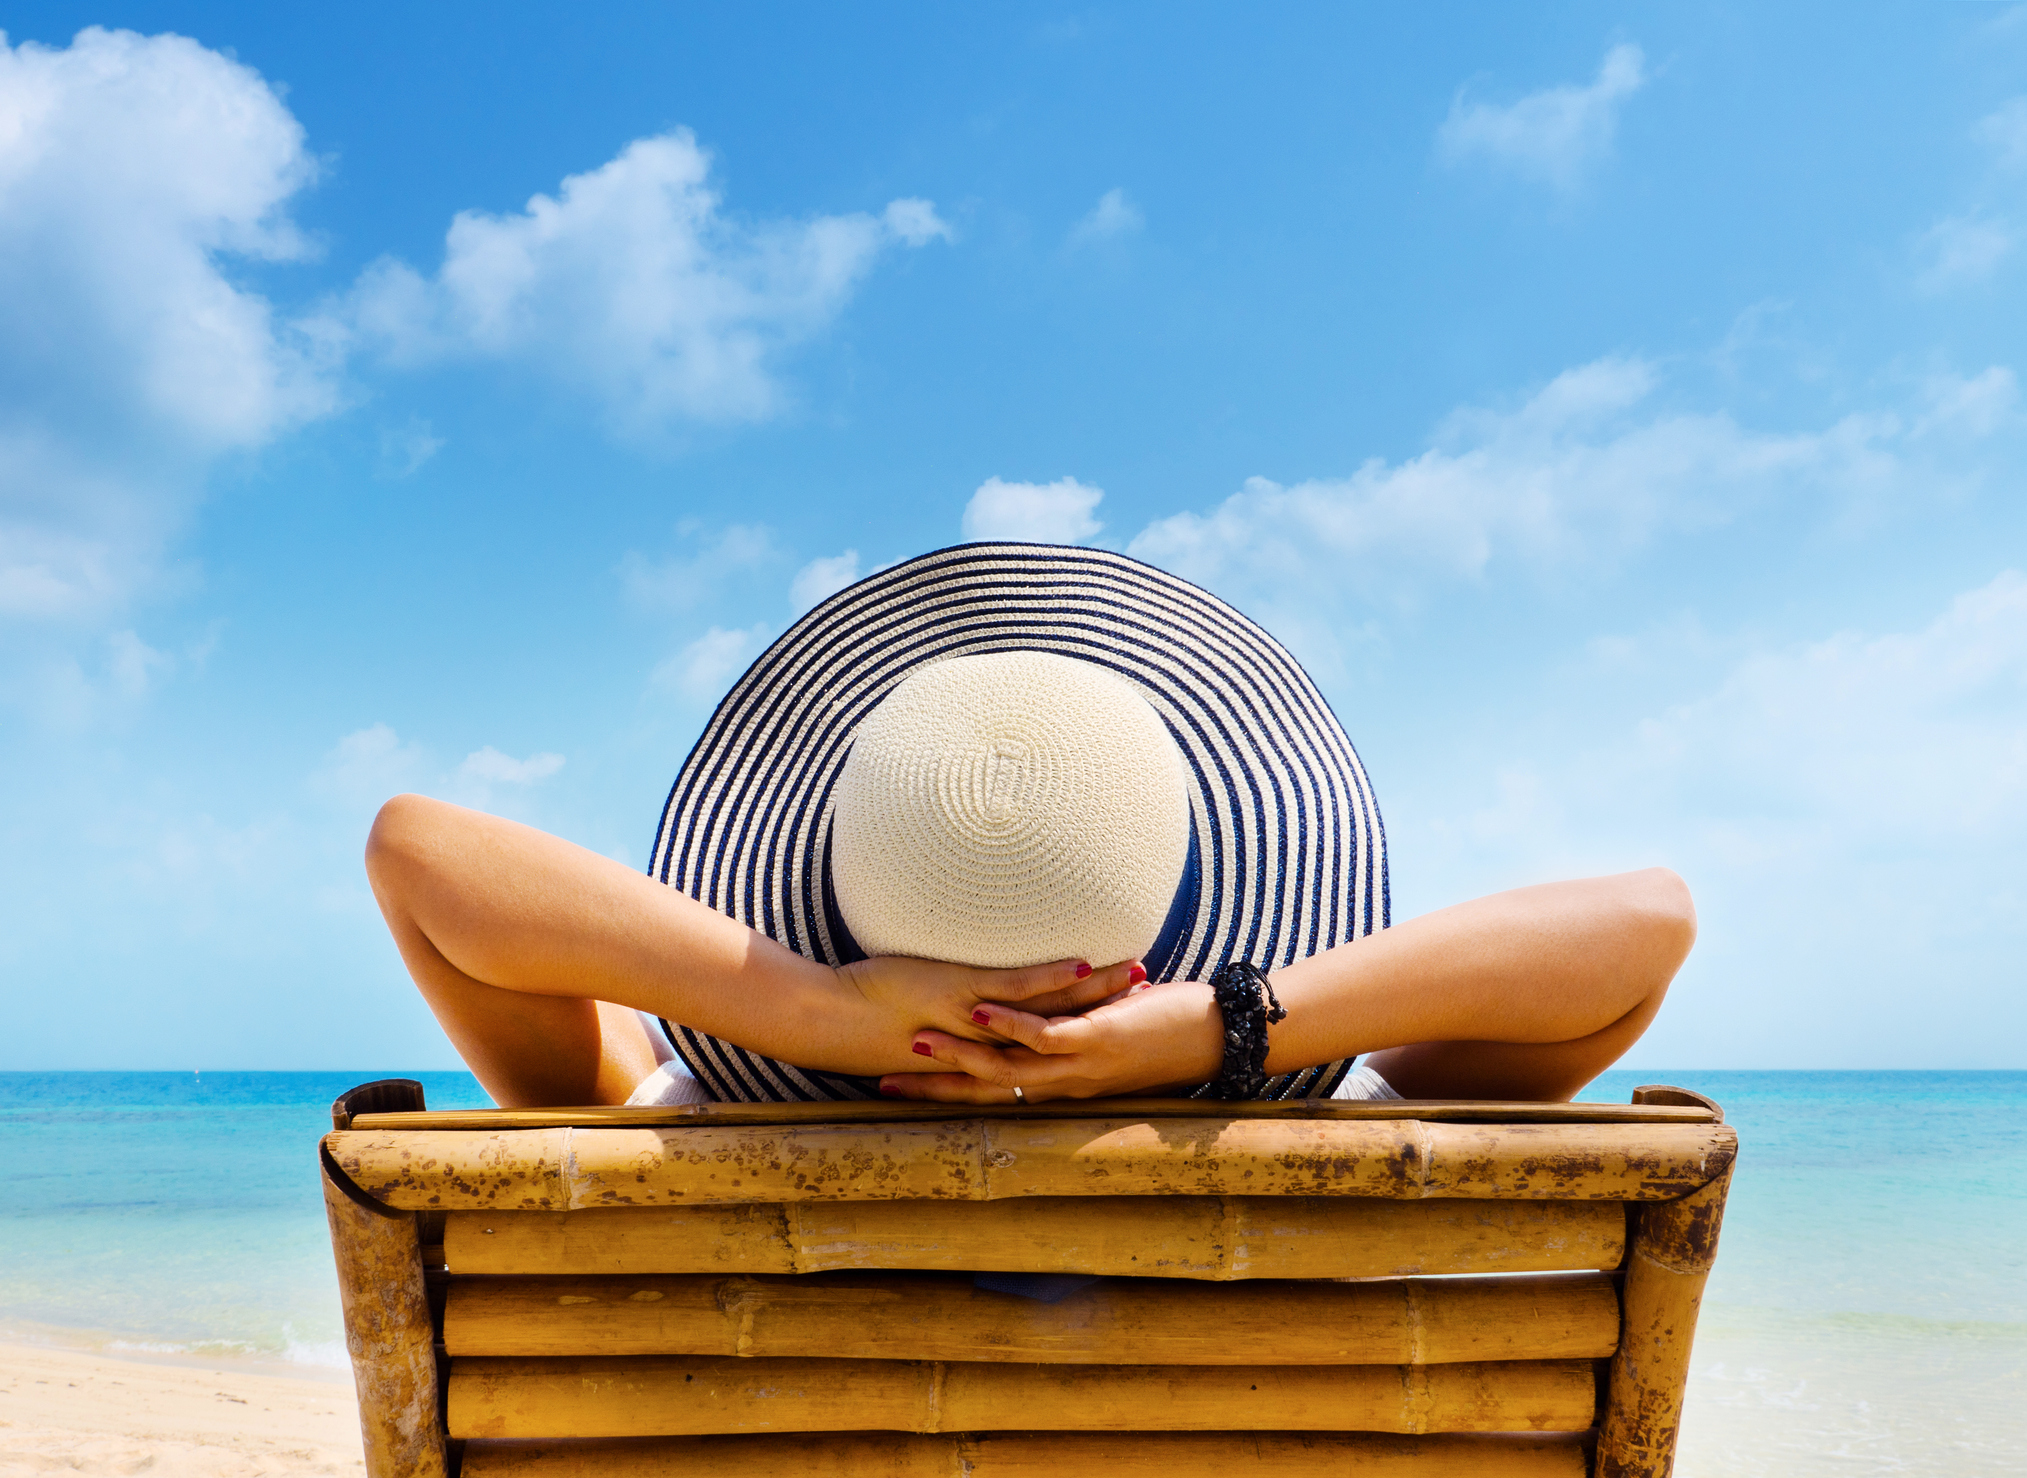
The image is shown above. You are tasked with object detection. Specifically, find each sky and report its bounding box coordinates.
[2,2,2023,1072]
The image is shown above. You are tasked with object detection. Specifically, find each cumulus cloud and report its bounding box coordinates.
[375,417,445,479]
[1399,571,2027,1065]
[653,622,772,702]
[1974,95,2027,171]
[1912,96,2027,293]
[791,549,862,610]
[882,198,954,246]
[459,746,565,785]
[1127,356,2014,668]
[0,28,336,626]
[1917,214,2013,292]
[348,130,949,429]
[1630,572,2027,842]
[962,476,1105,543]
[311,722,430,806]
[1067,188,1144,248]
[1438,42,1647,191]
[621,523,778,612]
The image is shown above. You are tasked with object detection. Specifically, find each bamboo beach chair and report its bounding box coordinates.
[320,1081,1733,1478]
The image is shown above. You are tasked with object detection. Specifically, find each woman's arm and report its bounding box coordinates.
[364,794,1135,1107]
[886,868,1697,1103]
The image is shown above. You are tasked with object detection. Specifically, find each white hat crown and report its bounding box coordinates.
[830,650,1190,969]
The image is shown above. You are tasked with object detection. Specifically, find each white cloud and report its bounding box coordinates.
[1402,572,2027,1066]
[1912,365,2018,438]
[348,130,948,429]
[375,416,444,479]
[1068,188,1144,247]
[1912,97,2027,294]
[1629,571,2027,840]
[311,723,429,805]
[1975,95,2027,171]
[621,523,778,611]
[1127,356,2014,672]
[962,476,1105,544]
[105,629,174,699]
[0,28,337,626]
[653,622,772,702]
[458,747,565,785]
[1917,214,2013,292]
[791,549,862,610]
[882,198,953,246]
[1438,42,1647,191]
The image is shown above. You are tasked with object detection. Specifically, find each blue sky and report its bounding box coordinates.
[3,3,2023,1071]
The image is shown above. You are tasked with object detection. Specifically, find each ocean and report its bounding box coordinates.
[1,1069,2021,1474]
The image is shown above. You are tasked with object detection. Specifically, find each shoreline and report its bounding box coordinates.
[0,1339,363,1477]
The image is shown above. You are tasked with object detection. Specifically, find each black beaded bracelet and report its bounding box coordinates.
[1206,961,1287,1100]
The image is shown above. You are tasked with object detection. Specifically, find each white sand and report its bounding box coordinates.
[0,1342,363,1477]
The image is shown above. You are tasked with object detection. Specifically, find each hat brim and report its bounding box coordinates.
[651,542,1388,1102]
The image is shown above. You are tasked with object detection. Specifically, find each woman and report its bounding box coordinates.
[366,544,1694,1109]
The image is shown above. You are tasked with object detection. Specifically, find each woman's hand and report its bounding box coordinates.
[877,978,1225,1102]
[831,954,1142,1071]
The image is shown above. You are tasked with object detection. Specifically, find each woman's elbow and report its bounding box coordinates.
[364,792,444,891]
[1625,866,1697,977]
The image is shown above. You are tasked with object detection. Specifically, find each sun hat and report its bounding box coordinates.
[648,541,1389,1102]
[830,647,1194,972]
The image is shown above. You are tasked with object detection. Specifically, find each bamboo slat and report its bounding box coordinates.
[460,1431,1592,1478]
[321,1148,446,1478]
[446,1355,1597,1439]
[442,1195,1625,1279]
[327,1118,1734,1210]
[353,1097,1716,1131]
[443,1269,1620,1364]
[1597,1167,1733,1478]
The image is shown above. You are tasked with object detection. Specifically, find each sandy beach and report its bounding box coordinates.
[0,1343,363,1478]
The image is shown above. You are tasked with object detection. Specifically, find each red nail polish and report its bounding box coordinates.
[879,1083,903,1098]
[1074,963,1093,979]
[1128,964,1147,985]
[913,1041,933,1056]
[972,1008,991,1025]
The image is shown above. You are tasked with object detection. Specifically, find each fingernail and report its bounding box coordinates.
[879,1083,903,1098]
[912,1041,933,1056]
[1074,963,1093,979]
[972,1008,991,1025]
[1128,963,1147,985]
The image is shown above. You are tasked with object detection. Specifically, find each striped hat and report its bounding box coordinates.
[649,542,1389,1102]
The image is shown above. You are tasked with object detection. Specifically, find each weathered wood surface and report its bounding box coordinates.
[1630,1086,1723,1122]
[1598,1166,1733,1478]
[333,1078,428,1131]
[353,1096,1716,1131]
[321,1148,447,1478]
[443,1269,1620,1364]
[443,1196,1625,1280]
[446,1355,1597,1439]
[328,1117,1735,1210]
[459,1431,1591,1478]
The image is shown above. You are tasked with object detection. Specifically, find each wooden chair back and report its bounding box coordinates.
[321,1084,1733,1478]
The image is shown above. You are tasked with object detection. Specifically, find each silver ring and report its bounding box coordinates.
[1012,1086,1027,1105]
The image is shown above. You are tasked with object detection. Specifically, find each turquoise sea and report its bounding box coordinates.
[1,1070,2021,1475]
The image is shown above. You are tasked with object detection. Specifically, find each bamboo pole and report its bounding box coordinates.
[442,1195,1625,1280]
[459,1431,1591,1478]
[326,1118,1734,1210]
[321,1147,447,1478]
[1596,1167,1733,1478]
[445,1354,1597,1439]
[442,1269,1619,1365]
[351,1097,1716,1132]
